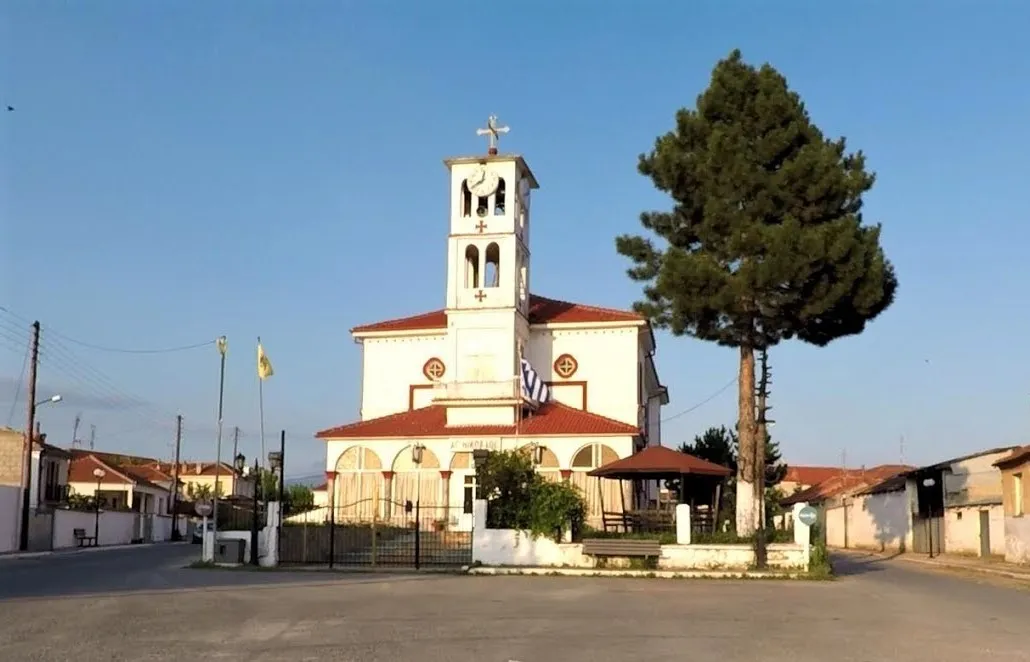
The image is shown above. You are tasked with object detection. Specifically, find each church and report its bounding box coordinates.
[316,117,669,530]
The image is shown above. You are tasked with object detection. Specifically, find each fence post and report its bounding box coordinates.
[250,459,260,566]
[414,499,421,570]
[328,502,336,569]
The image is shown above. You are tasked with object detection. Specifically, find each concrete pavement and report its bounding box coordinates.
[0,547,1028,661]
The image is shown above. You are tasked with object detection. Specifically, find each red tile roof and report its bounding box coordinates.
[781,465,913,506]
[588,445,732,479]
[313,483,327,491]
[68,454,170,490]
[316,402,639,439]
[995,445,1030,469]
[783,466,860,487]
[351,294,643,334]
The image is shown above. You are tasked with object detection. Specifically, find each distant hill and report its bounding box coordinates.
[285,473,324,488]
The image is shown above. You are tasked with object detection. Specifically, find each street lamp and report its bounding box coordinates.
[268,451,282,472]
[234,453,246,475]
[35,394,62,407]
[531,444,546,466]
[411,444,425,466]
[92,468,105,545]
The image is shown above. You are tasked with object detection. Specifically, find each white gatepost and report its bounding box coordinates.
[675,504,692,544]
[260,502,280,567]
[792,502,813,571]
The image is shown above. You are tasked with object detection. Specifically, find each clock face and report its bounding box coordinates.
[469,168,500,197]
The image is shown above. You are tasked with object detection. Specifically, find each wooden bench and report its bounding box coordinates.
[581,538,661,558]
[73,528,97,548]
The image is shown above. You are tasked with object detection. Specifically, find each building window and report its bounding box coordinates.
[553,354,578,379]
[1014,472,1024,517]
[463,475,476,514]
[422,358,446,381]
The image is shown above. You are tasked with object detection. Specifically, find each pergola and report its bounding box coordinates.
[587,445,732,533]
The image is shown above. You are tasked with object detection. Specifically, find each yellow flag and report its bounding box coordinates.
[257,343,274,380]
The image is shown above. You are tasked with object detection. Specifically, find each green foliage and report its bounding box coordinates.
[807,540,833,579]
[671,424,788,527]
[286,484,315,513]
[692,528,793,545]
[615,49,897,351]
[478,450,587,541]
[580,527,678,545]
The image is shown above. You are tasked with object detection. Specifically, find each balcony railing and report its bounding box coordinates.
[432,377,521,402]
[42,483,69,503]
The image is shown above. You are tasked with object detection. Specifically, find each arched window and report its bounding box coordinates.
[391,445,443,524]
[484,242,500,288]
[465,245,480,288]
[334,446,384,521]
[570,443,623,528]
[461,180,472,217]
[494,178,506,216]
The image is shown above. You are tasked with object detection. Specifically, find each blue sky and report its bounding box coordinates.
[2,2,1028,478]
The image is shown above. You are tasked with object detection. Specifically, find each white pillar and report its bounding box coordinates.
[675,504,692,544]
[260,502,280,567]
[201,516,214,562]
[792,502,812,570]
[473,499,487,531]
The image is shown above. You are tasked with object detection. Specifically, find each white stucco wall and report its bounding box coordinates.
[51,509,138,549]
[360,334,447,420]
[0,484,19,553]
[1003,516,1030,565]
[943,452,1010,507]
[850,490,913,552]
[943,504,1005,556]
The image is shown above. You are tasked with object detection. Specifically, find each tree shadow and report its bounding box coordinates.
[830,553,888,577]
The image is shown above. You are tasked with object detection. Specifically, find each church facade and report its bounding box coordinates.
[316,119,669,530]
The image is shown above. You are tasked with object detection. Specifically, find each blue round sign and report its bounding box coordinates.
[797,505,818,527]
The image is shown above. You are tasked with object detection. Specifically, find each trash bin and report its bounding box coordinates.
[213,538,246,565]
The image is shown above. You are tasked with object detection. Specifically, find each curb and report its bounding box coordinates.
[838,550,1030,582]
[467,566,807,579]
[0,541,190,562]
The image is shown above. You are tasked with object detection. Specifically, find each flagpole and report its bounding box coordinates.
[258,336,267,471]
[212,336,227,546]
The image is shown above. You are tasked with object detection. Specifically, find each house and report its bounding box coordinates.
[316,120,669,530]
[906,447,1015,557]
[781,465,912,550]
[70,449,255,503]
[68,454,172,515]
[0,427,73,552]
[993,445,1030,565]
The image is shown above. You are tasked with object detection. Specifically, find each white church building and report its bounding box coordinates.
[316,118,669,530]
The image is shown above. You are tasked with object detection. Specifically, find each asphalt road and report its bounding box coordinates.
[1,546,1028,661]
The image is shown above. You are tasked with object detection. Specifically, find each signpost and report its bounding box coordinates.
[797,505,818,528]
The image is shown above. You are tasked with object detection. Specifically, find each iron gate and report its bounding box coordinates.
[279,498,473,568]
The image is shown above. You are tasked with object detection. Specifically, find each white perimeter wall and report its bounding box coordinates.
[1003,516,1030,565]
[824,490,913,552]
[0,485,19,553]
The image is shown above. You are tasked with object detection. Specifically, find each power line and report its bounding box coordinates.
[5,337,29,426]
[661,377,737,423]
[0,306,216,354]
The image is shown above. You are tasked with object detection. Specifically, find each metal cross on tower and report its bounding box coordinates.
[476,115,509,155]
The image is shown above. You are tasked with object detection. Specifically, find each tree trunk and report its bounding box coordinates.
[734,345,757,535]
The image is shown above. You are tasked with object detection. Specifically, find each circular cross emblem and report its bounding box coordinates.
[422,358,446,381]
[553,354,579,379]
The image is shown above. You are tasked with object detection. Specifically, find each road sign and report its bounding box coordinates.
[195,501,213,517]
[797,505,818,527]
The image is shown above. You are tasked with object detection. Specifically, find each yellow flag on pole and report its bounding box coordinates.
[257,343,274,380]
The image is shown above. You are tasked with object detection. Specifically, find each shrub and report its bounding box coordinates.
[479,450,586,541]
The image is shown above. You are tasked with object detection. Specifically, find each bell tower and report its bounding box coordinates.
[439,117,540,421]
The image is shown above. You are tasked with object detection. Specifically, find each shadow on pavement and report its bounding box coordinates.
[830,553,889,577]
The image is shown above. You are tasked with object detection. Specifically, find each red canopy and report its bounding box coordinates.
[587,445,731,480]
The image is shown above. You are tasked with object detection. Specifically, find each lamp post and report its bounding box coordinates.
[92,468,105,545]
[234,453,247,476]
[411,444,425,570]
[531,444,546,466]
[212,336,228,549]
[19,394,62,551]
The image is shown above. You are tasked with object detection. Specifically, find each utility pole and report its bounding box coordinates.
[71,414,82,449]
[170,415,183,541]
[18,321,40,551]
[231,426,240,494]
[753,347,773,570]
[89,424,96,451]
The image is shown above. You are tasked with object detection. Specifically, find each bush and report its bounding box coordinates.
[479,450,586,541]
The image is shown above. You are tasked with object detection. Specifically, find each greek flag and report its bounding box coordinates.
[520,357,550,404]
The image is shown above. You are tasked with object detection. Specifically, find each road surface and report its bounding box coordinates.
[0,547,1027,661]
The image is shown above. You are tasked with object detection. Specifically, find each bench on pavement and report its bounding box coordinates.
[581,538,661,559]
[73,528,97,548]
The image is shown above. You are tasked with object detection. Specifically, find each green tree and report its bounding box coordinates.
[285,484,315,515]
[477,450,585,541]
[616,50,896,534]
[674,425,787,529]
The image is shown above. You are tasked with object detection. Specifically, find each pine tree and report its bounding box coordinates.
[616,50,896,534]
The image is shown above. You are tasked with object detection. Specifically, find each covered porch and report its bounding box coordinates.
[587,445,731,535]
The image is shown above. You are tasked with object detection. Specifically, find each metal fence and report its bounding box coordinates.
[279,498,473,568]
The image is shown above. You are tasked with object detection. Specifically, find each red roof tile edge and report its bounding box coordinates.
[351,294,643,334]
[315,402,639,440]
